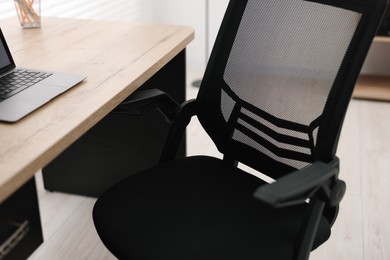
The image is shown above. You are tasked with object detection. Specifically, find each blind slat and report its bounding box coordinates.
[0,0,146,21]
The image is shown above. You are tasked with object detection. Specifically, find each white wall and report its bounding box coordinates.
[209,0,229,58]
[0,0,230,69]
[146,0,207,69]
[146,0,229,69]
[0,0,15,18]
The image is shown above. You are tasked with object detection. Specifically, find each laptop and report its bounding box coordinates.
[0,28,86,122]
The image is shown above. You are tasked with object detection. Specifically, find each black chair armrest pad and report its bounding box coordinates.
[253,157,340,208]
[113,89,180,122]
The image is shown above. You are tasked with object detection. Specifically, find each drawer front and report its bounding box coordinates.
[0,177,43,260]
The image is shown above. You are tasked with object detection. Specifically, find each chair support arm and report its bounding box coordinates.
[159,99,198,162]
[253,157,341,208]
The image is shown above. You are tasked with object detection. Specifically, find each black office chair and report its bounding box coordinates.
[93,0,387,259]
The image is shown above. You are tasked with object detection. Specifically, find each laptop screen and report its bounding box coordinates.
[0,28,16,74]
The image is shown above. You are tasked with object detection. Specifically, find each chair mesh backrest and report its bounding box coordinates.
[222,0,360,169]
[197,0,385,178]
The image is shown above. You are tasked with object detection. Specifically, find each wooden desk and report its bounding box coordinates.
[354,74,390,101]
[0,17,194,202]
[353,36,390,101]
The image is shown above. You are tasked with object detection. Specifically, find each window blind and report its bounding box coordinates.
[0,0,148,21]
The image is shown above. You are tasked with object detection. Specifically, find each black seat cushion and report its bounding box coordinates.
[93,156,330,260]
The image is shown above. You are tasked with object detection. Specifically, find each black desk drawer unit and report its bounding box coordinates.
[0,177,43,260]
[42,50,186,197]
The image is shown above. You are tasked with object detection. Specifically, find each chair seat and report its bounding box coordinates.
[93,156,330,260]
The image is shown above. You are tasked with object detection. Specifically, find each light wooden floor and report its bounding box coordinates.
[27,69,390,260]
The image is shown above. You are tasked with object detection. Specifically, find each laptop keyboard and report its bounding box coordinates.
[0,69,52,102]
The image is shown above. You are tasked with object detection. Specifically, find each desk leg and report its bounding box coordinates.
[41,50,187,197]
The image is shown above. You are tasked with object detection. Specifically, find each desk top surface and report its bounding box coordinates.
[0,17,194,202]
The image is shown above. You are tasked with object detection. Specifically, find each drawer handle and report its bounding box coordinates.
[0,220,30,259]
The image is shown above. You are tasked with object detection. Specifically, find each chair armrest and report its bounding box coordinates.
[253,157,341,208]
[112,89,180,123]
[112,88,198,162]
